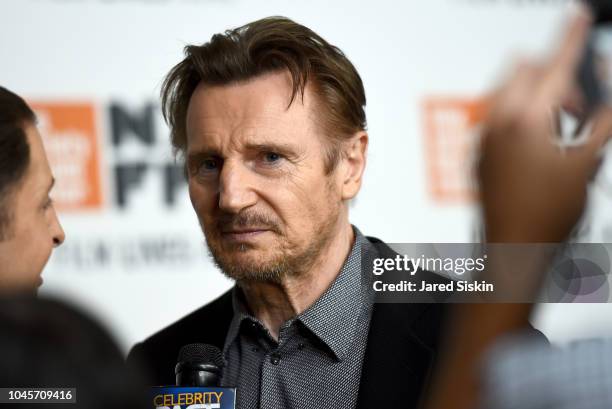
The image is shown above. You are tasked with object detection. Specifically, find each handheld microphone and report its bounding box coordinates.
[175,343,224,387]
[150,343,236,409]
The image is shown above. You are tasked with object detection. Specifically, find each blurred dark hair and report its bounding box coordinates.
[0,87,34,240]
[0,295,149,409]
[161,16,367,173]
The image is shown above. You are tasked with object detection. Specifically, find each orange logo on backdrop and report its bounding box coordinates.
[29,102,103,210]
[422,98,488,203]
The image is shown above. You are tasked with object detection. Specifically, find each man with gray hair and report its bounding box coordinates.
[128,16,453,409]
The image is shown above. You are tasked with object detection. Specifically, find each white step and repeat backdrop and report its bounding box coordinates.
[3,0,612,352]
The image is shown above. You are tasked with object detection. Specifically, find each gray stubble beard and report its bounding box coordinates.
[204,211,341,285]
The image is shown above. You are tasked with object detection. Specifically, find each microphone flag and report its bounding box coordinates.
[151,386,236,409]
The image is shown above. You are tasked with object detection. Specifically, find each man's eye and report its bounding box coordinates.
[262,152,283,163]
[199,158,220,173]
[42,197,53,210]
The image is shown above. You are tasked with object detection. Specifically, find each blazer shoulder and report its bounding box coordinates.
[142,289,233,346]
[126,289,234,386]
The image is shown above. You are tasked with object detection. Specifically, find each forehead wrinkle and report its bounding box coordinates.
[190,114,310,155]
[192,74,311,124]
[192,78,293,124]
[187,74,320,157]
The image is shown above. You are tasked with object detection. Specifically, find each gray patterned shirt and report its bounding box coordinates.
[220,227,373,409]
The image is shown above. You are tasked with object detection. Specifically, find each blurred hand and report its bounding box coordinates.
[479,9,612,243]
[422,10,608,409]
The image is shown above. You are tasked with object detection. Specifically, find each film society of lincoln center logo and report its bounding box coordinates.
[29,102,103,210]
[422,97,487,203]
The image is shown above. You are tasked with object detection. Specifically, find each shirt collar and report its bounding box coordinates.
[297,227,370,361]
[223,226,372,362]
[223,287,255,359]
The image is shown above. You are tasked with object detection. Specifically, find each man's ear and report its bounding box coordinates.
[340,131,368,200]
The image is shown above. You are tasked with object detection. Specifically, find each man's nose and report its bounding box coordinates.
[50,207,65,247]
[218,160,257,213]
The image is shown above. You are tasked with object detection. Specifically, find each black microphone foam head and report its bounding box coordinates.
[175,343,224,386]
[177,343,224,368]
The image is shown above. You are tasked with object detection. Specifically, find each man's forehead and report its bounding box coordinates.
[186,124,308,155]
[22,125,54,191]
[13,159,53,206]
[188,72,292,110]
[186,78,319,152]
[187,72,317,121]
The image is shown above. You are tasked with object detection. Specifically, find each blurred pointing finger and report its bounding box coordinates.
[540,5,593,100]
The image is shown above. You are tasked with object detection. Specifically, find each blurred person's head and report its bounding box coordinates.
[0,87,65,293]
[161,16,368,283]
[0,295,148,409]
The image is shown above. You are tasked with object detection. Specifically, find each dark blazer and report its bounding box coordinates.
[127,237,539,408]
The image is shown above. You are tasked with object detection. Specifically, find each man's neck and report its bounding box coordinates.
[238,220,355,340]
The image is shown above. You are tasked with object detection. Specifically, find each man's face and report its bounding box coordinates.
[0,124,65,293]
[186,72,349,282]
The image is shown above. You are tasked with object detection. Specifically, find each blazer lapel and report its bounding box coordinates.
[357,301,444,409]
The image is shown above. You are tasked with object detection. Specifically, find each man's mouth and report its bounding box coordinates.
[221,228,270,241]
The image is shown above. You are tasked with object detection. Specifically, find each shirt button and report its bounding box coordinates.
[270,354,281,365]
[297,343,305,350]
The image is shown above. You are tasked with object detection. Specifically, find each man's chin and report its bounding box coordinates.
[210,249,287,282]
[0,282,40,297]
